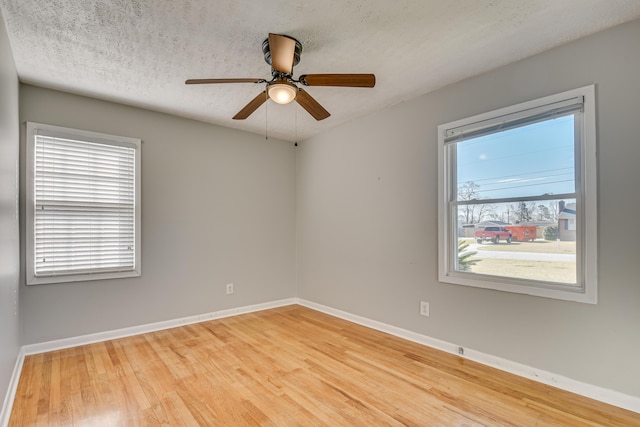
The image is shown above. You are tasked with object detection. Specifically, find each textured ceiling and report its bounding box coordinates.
[2,1,640,141]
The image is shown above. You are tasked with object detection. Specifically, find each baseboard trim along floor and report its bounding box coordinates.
[0,348,25,427]
[21,298,297,356]
[2,297,638,426]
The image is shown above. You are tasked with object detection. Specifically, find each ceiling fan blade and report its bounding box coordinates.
[233,91,268,120]
[268,33,296,74]
[299,74,376,88]
[295,89,330,121]
[186,78,264,85]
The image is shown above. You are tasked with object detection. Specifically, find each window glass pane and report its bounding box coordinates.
[455,199,577,285]
[456,116,575,201]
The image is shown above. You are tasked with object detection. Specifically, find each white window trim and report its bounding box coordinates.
[26,122,142,285]
[437,85,597,304]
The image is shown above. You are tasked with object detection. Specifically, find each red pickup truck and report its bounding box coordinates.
[475,226,512,244]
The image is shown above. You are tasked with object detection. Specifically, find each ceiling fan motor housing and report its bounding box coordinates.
[262,35,302,71]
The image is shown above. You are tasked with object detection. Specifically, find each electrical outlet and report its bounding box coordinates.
[226,283,234,295]
[420,301,430,317]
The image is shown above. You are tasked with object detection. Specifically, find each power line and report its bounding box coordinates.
[476,173,574,192]
[458,167,574,185]
[474,179,574,194]
[459,172,574,195]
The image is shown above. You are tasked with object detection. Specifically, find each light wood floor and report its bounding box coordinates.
[9,305,640,426]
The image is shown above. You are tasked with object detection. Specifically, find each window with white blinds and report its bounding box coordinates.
[26,123,141,285]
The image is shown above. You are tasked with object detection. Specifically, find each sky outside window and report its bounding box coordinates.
[456,116,575,201]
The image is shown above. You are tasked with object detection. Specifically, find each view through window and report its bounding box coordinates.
[455,115,577,284]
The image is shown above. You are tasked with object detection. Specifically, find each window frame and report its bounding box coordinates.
[437,85,597,303]
[25,122,142,285]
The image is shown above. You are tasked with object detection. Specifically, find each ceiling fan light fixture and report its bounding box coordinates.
[268,80,297,104]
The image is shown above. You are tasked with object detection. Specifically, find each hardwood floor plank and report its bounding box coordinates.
[9,305,640,426]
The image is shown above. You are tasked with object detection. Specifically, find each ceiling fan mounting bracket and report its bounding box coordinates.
[270,70,295,82]
[262,34,302,68]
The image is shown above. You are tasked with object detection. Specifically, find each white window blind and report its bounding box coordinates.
[27,123,141,284]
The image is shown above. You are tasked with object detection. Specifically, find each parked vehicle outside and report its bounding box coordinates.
[505,225,537,242]
[475,226,512,244]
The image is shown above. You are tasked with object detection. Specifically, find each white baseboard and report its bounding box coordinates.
[4,296,639,423]
[22,298,296,355]
[296,298,640,414]
[0,347,25,427]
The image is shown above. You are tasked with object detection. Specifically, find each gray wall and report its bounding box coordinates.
[296,19,640,397]
[19,86,297,344]
[0,9,20,414]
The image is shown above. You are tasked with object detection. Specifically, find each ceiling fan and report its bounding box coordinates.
[185,33,376,121]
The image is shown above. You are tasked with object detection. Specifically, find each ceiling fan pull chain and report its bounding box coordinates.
[265,90,269,140]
